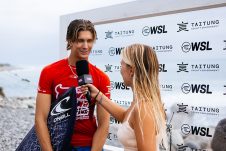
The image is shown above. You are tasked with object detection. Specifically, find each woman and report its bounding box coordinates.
[81,44,168,151]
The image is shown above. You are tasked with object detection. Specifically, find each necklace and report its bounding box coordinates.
[68,65,78,79]
[68,58,78,79]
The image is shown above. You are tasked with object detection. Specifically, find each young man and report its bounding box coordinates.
[35,19,110,151]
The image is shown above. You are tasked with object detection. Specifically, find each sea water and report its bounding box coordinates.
[0,66,43,97]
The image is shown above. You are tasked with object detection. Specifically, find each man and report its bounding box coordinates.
[35,19,110,151]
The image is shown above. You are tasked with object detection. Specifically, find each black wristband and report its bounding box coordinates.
[97,93,104,105]
[94,90,100,100]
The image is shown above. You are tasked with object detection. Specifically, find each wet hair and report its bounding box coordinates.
[122,43,168,149]
[66,19,97,50]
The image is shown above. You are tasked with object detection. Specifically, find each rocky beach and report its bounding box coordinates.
[0,96,35,151]
[0,64,37,150]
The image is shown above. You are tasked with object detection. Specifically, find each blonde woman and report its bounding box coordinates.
[81,44,168,151]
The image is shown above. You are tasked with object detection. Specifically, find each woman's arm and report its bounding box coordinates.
[81,84,127,122]
[35,93,53,151]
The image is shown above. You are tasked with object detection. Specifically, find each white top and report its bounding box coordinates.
[117,106,160,151]
[117,109,137,151]
[117,121,138,151]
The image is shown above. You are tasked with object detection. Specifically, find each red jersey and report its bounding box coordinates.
[38,58,110,147]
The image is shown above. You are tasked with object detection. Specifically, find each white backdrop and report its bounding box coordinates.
[89,6,226,151]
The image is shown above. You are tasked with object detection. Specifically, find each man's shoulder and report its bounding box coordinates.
[89,63,109,79]
[43,59,67,71]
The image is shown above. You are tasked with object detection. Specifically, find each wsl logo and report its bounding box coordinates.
[181,42,191,53]
[181,124,191,135]
[111,81,129,90]
[181,83,212,94]
[181,124,212,137]
[159,64,167,72]
[110,116,120,124]
[181,41,212,53]
[142,25,167,36]
[108,47,124,56]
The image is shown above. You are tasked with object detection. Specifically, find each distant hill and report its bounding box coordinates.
[0,63,18,71]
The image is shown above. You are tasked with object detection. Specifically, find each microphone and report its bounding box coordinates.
[76,60,93,104]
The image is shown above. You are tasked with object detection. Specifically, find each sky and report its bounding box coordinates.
[0,0,135,67]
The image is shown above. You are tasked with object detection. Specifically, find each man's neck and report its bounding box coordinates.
[68,55,76,66]
[68,55,88,66]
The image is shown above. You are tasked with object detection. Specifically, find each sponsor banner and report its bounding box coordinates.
[177,19,220,32]
[177,62,220,72]
[88,6,226,150]
[166,103,226,151]
[142,25,168,36]
[105,29,135,39]
[181,41,213,53]
[181,83,213,95]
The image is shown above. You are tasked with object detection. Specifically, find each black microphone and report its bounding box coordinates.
[76,60,93,104]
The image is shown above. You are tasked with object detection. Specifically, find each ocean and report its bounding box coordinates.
[0,66,43,97]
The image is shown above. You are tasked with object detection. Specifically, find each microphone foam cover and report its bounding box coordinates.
[76,60,89,76]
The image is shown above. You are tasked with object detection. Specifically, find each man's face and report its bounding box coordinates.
[70,30,94,61]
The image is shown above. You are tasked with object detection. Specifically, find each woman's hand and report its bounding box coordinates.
[81,84,100,98]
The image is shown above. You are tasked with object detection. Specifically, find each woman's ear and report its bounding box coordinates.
[130,66,135,77]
